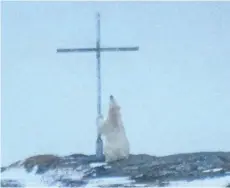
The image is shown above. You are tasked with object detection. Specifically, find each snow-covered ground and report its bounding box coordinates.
[169,176,230,187]
[1,166,48,187]
[1,163,230,187]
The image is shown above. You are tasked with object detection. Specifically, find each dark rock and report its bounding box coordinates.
[1,179,23,187]
[22,154,60,174]
[57,178,87,187]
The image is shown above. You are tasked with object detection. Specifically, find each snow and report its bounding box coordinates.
[89,162,107,168]
[203,168,223,173]
[169,175,230,187]
[0,166,47,187]
[85,176,135,187]
[1,166,230,187]
[82,174,230,188]
[42,167,84,185]
[0,166,83,187]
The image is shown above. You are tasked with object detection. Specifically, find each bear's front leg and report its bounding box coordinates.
[104,144,119,163]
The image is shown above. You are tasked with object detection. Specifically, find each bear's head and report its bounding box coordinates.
[107,95,122,128]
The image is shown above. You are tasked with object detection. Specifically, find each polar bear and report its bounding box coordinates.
[97,95,130,162]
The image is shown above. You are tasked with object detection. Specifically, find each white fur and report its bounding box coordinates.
[98,96,130,162]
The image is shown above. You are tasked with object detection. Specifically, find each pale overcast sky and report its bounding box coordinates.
[1,1,230,166]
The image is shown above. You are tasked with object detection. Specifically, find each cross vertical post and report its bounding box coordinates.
[96,13,103,159]
[56,12,139,160]
[96,13,101,117]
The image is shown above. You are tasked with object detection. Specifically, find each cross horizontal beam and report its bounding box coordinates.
[57,47,139,53]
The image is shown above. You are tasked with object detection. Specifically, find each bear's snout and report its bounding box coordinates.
[110,95,114,100]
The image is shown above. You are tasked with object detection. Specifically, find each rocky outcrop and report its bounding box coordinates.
[22,154,60,174]
[1,152,230,187]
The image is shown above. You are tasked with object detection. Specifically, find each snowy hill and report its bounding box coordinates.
[1,152,230,187]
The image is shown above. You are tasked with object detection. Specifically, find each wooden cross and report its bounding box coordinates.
[56,12,139,160]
